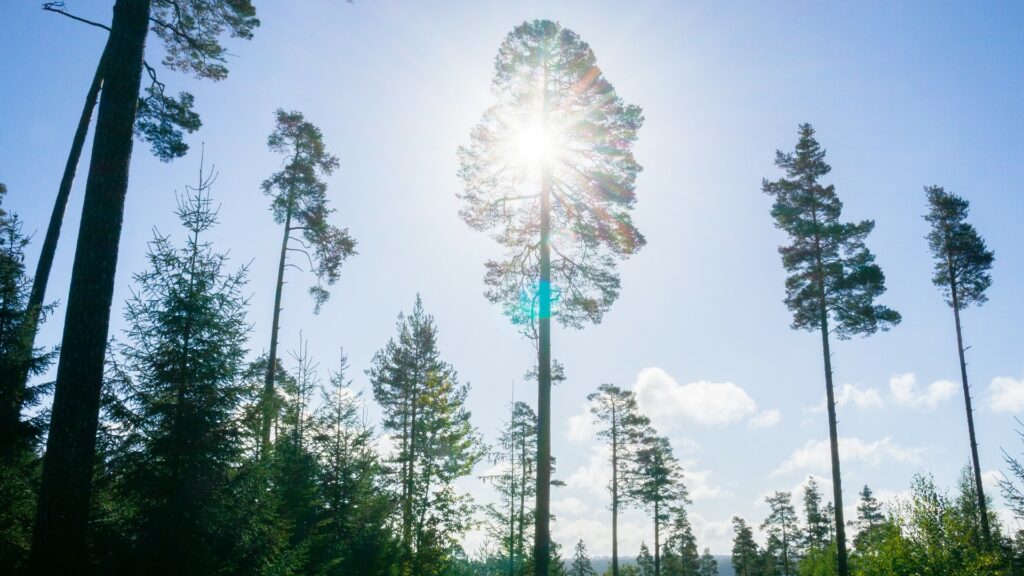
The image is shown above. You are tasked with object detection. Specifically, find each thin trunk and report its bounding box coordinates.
[28,1,151,572]
[535,59,552,576]
[6,31,110,459]
[820,311,849,576]
[611,408,619,576]
[949,259,991,544]
[261,206,292,454]
[653,499,660,576]
[406,384,418,575]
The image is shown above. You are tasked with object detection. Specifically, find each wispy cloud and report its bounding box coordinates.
[987,376,1024,412]
[633,367,776,428]
[889,373,956,410]
[772,436,924,476]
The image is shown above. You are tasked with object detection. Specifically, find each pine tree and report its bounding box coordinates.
[483,400,539,576]
[588,383,650,576]
[731,517,761,576]
[570,540,597,576]
[697,548,719,576]
[459,21,645,574]
[762,491,800,575]
[368,296,484,573]
[102,160,250,574]
[662,507,700,576]
[31,3,258,570]
[259,108,356,454]
[803,477,830,552]
[762,124,901,576]
[631,434,689,576]
[923,185,996,544]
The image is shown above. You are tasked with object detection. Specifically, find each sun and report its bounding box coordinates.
[509,118,563,169]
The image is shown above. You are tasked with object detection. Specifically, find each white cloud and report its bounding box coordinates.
[566,446,611,498]
[552,497,591,517]
[772,436,924,476]
[810,383,885,413]
[633,367,761,427]
[683,467,732,501]
[889,373,956,410]
[749,409,782,428]
[568,403,599,443]
[987,376,1024,412]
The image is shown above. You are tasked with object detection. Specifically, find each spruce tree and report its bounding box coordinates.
[853,485,884,551]
[731,517,761,576]
[763,124,900,576]
[762,491,800,576]
[31,3,258,570]
[697,549,719,576]
[103,160,250,574]
[662,507,700,576]
[803,477,830,552]
[924,185,996,544]
[588,383,650,576]
[637,543,655,576]
[459,21,645,574]
[259,109,356,454]
[569,540,597,576]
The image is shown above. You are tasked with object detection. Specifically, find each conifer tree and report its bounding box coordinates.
[368,296,484,573]
[312,349,397,575]
[31,3,258,570]
[762,491,800,576]
[853,485,884,551]
[637,543,655,576]
[588,383,650,576]
[459,21,645,574]
[763,124,900,576]
[662,507,700,576]
[259,109,356,453]
[570,539,597,576]
[731,517,761,576]
[697,548,719,576]
[103,160,250,574]
[631,434,689,576]
[803,477,830,552]
[924,185,996,544]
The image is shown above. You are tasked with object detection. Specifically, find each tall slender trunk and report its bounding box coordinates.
[261,205,292,453]
[949,260,991,544]
[534,59,552,576]
[28,1,151,572]
[611,410,619,576]
[819,311,848,576]
[653,499,660,576]
[5,33,110,459]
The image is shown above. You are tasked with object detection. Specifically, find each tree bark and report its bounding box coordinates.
[28,1,151,572]
[653,499,660,576]
[261,205,292,454]
[611,407,619,576]
[819,315,849,576]
[949,264,991,544]
[535,60,552,576]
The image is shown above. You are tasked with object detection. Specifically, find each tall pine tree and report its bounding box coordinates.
[924,185,996,544]
[763,124,900,576]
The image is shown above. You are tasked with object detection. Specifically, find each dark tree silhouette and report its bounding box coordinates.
[569,539,596,576]
[630,434,688,576]
[459,20,644,575]
[762,123,900,576]
[259,109,356,454]
[30,2,257,571]
[762,491,799,576]
[924,185,995,544]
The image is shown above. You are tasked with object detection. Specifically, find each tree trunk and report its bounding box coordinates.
[611,409,619,576]
[4,35,110,459]
[653,499,660,576]
[819,316,849,576]
[28,1,151,572]
[261,207,292,453]
[534,60,552,576]
[949,266,991,544]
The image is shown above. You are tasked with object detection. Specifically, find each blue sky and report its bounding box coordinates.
[2,0,1023,556]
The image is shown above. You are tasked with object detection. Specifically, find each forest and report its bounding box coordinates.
[1,1,1022,576]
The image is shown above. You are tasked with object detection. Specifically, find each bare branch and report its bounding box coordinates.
[43,2,111,32]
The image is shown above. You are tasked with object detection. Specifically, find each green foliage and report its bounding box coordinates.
[458,19,645,335]
[762,124,901,338]
[570,539,597,576]
[637,543,655,576]
[762,491,800,576]
[368,296,484,574]
[697,548,719,576]
[802,478,831,553]
[732,516,762,576]
[923,185,994,309]
[263,109,357,312]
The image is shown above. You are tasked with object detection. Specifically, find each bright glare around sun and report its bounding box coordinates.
[511,120,560,168]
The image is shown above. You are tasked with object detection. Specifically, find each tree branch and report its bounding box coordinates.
[43,2,111,32]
